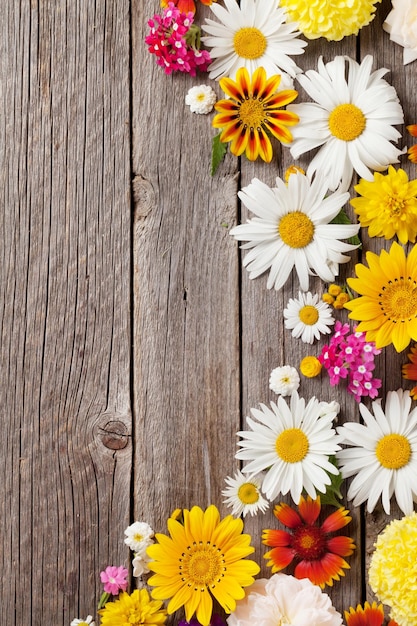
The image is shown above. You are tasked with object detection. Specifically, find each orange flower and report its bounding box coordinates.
[213,66,298,162]
[402,344,417,399]
[262,495,355,588]
[407,124,417,163]
[345,601,399,626]
[160,0,215,13]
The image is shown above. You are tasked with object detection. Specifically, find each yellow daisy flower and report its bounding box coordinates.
[345,241,417,352]
[147,505,260,626]
[351,166,417,244]
[99,589,167,626]
[279,0,381,41]
[213,66,298,162]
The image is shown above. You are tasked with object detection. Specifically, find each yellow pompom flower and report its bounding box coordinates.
[334,293,350,309]
[322,293,335,305]
[99,589,167,626]
[351,166,417,244]
[369,511,417,626]
[328,284,342,297]
[279,0,382,41]
[300,356,322,378]
[147,505,260,626]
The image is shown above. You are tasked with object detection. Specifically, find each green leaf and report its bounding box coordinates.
[320,456,344,508]
[211,133,227,176]
[331,208,361,247]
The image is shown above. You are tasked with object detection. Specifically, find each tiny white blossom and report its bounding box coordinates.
[124,521,154,553]
[269,365,300,396]
[132,552,152,578]
[185,85,217,114]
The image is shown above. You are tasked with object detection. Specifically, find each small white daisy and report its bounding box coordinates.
[202,0,306,80]
[230,172,359,291]
[288,55,404,191]
[236,391,340,504]
[124,521,154,553]
[284,292,335,344]
[185,84,217,114]
[70,617,95,626]
[222,469,269,517]
[336,389,417,515]
[269,365,300,396]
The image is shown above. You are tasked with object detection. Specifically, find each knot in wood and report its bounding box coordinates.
[100,420,129,450]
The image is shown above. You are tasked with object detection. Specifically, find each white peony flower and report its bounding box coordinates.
[269,365,300,396]
[384,0,417,65]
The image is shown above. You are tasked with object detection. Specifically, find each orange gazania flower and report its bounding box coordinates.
[402,344,417,399]
[262,495,355,588]
[345,601,399,626]
[213,66,298,163]
[161,0,216,14]
[407,124,417,163]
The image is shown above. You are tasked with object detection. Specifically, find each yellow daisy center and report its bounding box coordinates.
[278,212,315,248]
[375,434,411,469]
[328,103,366,141]
[238,482,259,505]
[299,304,319,325]
[379,278,417,322]
[275,428,309,463]
[180,543,225,590]
[238,98,265,130]
[233,27,267,60]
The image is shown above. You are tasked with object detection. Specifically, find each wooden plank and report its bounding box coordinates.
[0,1,132,623]
[132,0,240,546]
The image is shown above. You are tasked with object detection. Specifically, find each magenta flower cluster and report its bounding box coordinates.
[318,321,382,402]
[145,3,211,76]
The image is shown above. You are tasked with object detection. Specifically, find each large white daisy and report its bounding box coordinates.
[236,391,341,504]
[284,292,335,344]
[288,55,404,191]
[222,469,270,517]
[336,389,417,515]
[229,171,359,291]
[201,0,307,81]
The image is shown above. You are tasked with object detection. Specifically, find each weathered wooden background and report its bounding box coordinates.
[1,0,415,623]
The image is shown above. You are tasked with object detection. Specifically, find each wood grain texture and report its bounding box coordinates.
[0,0,132,623]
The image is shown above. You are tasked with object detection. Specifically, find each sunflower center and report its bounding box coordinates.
[278,212,315,248]
[375,434,411,469]
[292,525,325,560]
[328,103,366,141]
[275,428,309,463]
[233,27,267,60]
[299,304,319,325]
[180,543,225,589]
[379,278,417,322]
[237,482,259,505]
[238,98,265,130]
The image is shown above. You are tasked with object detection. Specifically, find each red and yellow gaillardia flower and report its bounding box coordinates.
[402,344,417,399]
[161,0,216,14]
[213,66,299,162]
[262,495,355,588]
[345,601,399,626]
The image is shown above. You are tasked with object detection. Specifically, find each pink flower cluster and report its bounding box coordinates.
[145,3,211,76]
[318,322,382,402]
[100,565,128,595]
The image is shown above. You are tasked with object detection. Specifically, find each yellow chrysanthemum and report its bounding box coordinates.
[351,166,417,244]
[147,505,260,626]
[345,241,417,352]
[99,589,167,626]
[369,512,417,626]
[279,0,382,41]
[213,66,298,163]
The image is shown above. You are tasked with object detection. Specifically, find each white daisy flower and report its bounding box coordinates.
[70,617,95,626]
[288,55,404,191]
[336,389,417,515]
[229,172,359,292]
[185,84,217,114]
[284,291,335,344]
[201,0,307,80]
[236,391,341,504]
[222,469,269,517]
[124,521,154,553]
[269,365,300,396]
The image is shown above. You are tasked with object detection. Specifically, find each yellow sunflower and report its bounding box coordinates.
[146,505,260,626]
[212,66,298,162]
[351,166,417,244]
[99,589,167,626]
[345,241,417,352]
